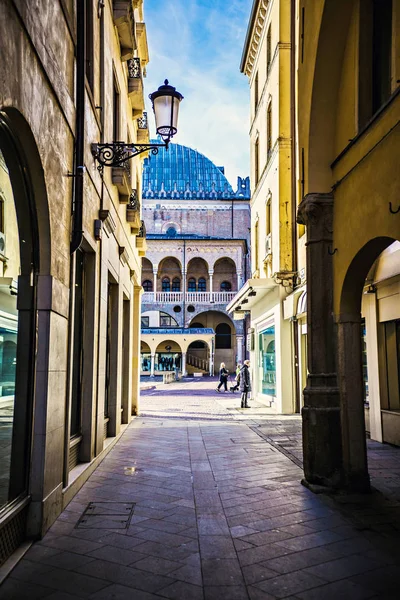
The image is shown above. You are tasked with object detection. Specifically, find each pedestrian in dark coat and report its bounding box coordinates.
[216,362,229,392]
[239,360,251,408]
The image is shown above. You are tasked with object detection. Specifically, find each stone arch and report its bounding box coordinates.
[189,310,237,373]
[157,256,182,292]
[307,0,355,192]
[338,236,397,492]
[213,257,237,292]
[161,221,181,235]
[186,257,209,291]
[141,257,153,290]
[0,108,52,527]
[340,237,396,316]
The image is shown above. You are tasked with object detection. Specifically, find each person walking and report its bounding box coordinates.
[230,363,242,392]
[239,360,251,408]
[216,362,229,392]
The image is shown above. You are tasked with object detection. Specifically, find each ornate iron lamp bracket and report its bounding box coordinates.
[91,141,167,173]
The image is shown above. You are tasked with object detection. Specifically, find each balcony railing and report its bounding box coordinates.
[142,291,236,304]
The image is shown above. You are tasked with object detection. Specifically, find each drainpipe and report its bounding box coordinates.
[70,0,85,254]
[290,0,300,412]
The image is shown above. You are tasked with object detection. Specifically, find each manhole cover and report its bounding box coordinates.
[76,502,135,529]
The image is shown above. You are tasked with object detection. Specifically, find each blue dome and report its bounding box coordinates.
[142,141,239,200]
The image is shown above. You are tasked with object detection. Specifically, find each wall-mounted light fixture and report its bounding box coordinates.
[91,80,184,173]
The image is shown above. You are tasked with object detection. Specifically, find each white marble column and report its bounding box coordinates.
[208,270,214,293]
[150,353,155,377]
[181,352,187,377]
[153,268,157,301]
[237,271,243,290]
[182,270,187,297]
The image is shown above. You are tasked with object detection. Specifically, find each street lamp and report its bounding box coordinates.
[92,79,183,172]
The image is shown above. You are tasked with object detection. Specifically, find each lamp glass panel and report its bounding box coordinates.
[153,96,180,136]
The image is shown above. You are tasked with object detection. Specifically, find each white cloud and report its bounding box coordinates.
[143,0,252,187]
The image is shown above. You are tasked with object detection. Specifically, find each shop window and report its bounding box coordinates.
[198,277,206,291]
[188,277,196,292]
[155,353,181,371]
[383,319,400,411]
[259,325,276,396]
[216,323,231,349]
[162,277,170,292]
[361,319,369,404]
[172,277,181,292]
[142,280,152,292]
[141,353,151,371]
[141,316,149,328]
[220,281,232,291]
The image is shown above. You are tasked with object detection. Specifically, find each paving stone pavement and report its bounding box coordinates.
[2,379,400,599]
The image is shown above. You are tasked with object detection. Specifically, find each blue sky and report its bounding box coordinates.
[144,0,253,187]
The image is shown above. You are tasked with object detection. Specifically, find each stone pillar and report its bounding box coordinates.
[337,315,370,491]
[150,353,155,377]
[236,335,243,364]
[209,343,214,376]
[153,267,157,301]
[182,270,187,296]
[131,284,142,416]
[237,271,242,290]
[181,352,187,377]
[209,270,214,293]
[297,193,343,490]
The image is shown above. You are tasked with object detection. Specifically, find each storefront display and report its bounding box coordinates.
[258,325,276,396]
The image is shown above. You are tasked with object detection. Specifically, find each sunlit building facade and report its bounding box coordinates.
[297,0,400,491]
[228,0,300,413]
[140,142,251,377]
[0,0,148,564]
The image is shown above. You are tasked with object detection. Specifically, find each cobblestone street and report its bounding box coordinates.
[2,379,400,599]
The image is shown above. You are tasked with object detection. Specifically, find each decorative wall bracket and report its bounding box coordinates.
[273,271,298,290]
[91,141,167,173]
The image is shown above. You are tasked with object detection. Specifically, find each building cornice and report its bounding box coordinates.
[240,0,271,77]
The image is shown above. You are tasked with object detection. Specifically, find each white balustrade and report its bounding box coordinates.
[142,291,236,304]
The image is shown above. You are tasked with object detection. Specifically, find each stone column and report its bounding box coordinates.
[131,284,142,416]
[237,271,242,290]
[153,267,157,301]
[208,270,214,294]
[181,352,187,377]
[297,193,343,490]
[337,314,370,491]
[236,335,244,364]
[182,270,187,297]
[150,353,155,377]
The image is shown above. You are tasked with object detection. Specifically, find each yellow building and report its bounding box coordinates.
[228,0,299,413]
[297,0,400,491]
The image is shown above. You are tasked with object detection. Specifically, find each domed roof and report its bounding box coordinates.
[142,140,240,200]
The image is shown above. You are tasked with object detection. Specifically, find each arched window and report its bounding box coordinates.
[216,323,231,349]
[172,277,181,292]
[198,277,206,291]
[142,280,153,292]
[188,277,196,292]
[162,277,170,292]
[220,281,232,291]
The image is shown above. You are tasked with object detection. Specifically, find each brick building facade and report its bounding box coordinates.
[140,142,251,377]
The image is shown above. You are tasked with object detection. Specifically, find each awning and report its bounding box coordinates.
[226,278,277,316]
[297,291,307,315]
